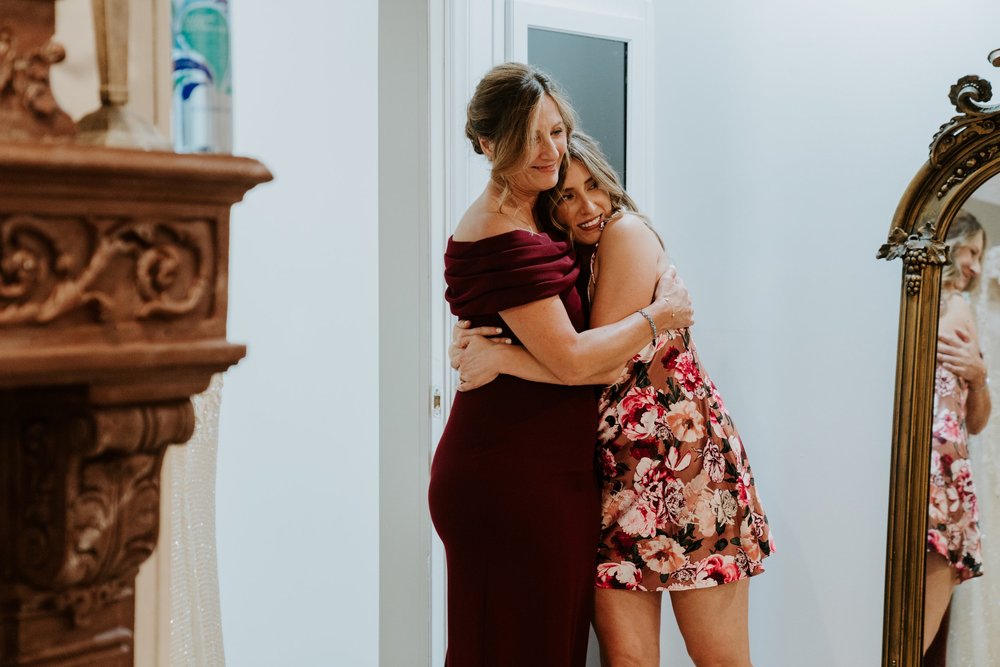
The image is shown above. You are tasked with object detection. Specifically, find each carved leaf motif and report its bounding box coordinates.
[0,25,67,118]
[9,402,193,626]
[936,142,1000,198]
[877,220,949,278]
[877,227,910,260]
[927,246,949,265]
[0,215,213,326]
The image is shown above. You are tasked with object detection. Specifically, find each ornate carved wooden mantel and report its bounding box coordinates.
[0,1,270,664]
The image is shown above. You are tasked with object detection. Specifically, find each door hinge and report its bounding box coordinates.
[431,386,442,417]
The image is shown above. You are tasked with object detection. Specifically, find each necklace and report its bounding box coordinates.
[489,182,539,234]
[500,204,539,235]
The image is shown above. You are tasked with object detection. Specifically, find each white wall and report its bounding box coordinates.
[213,1,1000,666]
[652,2,1000,665]
[218,2,379,665]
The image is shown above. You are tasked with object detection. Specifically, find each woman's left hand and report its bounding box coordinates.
[449,320,511,369]
[652,265,694,330]
[457,335,508,391]
[938,328,988,387]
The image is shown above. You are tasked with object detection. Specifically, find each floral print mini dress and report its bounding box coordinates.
[582,238,774,592]
[927,363,984,582]
[594,330,775,591]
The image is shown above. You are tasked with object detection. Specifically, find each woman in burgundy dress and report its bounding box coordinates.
[427,64,692,666]
[454,134,774,666]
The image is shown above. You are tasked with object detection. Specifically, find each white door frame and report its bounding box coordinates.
[507,0,654,217]
[378,0,438,664]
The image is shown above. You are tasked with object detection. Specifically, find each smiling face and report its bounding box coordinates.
[466,64,578,206]
[554,158,613,246]
[502,94,568,196]
[949,230,985,292]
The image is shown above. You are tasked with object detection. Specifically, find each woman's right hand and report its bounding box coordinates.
[449,320,511,369]
[651,265,694,330]
[938,328,987,388]
[457,335,511,391]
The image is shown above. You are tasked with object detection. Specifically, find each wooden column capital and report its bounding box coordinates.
[1,396,194,664]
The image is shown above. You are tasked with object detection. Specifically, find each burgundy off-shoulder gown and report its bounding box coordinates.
[429,230,600,667]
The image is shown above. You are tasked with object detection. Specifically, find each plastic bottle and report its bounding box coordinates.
[172,0,231,153]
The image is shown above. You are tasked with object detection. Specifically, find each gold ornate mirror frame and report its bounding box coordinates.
[879,48,1000,667]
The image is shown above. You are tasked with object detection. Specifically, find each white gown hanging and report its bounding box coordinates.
[168,374,227,666]
[949,245,1000,666]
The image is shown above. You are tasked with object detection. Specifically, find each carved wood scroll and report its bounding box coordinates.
[0,214,213,326]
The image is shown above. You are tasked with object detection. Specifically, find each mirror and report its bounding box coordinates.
[922,200,997,665]
[953,189,1000,666]
[880,52,1000,667]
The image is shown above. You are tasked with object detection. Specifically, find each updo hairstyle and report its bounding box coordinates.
[465,63,577,197]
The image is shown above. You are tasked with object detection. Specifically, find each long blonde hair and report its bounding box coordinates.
[943,210,987,293]
[543,132,661,246]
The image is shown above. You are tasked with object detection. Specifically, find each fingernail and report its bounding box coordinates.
[505,338,512,345]
[495,327,503,334]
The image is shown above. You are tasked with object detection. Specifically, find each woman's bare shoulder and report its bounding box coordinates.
[601,212,663,249]
[602,211,645,232]
[453,207,526,242]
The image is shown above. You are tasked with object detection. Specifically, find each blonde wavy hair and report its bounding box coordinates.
[542,132,661,247]
[943,210,987,293]
[465,63,577,210]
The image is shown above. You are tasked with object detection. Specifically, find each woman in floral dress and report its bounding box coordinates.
[454,133,773,667]
[924,211,992,655]
[947,244,1000,665]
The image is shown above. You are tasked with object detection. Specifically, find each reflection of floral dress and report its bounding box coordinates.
[927,364,984,582]
[594,329,775,591]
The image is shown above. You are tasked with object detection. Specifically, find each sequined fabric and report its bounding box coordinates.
[167,374,226,666]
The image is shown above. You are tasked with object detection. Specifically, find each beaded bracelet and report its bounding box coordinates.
[637,308,657,344]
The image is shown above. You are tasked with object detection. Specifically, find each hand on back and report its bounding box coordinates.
[654,265,694,330]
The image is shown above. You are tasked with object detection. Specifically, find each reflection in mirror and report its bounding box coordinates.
[924,202,996,664]
[880,57,1000,665]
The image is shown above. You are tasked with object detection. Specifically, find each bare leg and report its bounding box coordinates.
[923,553,958,654]
[593,588,661,667]
[670,578,752,667]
